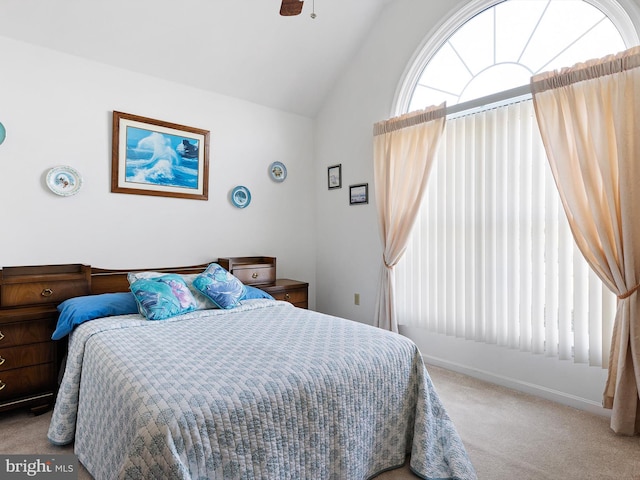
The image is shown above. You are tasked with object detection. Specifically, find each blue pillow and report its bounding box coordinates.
[130,274,198,320]
[241,285,274,300]
[52,292,139,340]
[193,263,246,309]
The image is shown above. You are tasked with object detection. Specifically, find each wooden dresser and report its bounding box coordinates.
[0,264,91,413]
[217,257,309,309]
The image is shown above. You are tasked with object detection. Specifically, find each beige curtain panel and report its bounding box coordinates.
[531,46,640,435]
[372,104,446,333]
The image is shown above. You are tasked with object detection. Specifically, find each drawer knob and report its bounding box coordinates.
[285,293,290,300]
[252,273,259,279]
[0,356,4,366]
[41,288,54,297]
[0,381,5,391]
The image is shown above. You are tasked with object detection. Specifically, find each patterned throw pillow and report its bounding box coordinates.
[193,263,246,309]
[130,274,198,320]
[128,271,217,310]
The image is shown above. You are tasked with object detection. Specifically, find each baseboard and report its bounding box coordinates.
[423,354,612,418]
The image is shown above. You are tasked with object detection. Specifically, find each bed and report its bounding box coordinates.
[47,262,476,480]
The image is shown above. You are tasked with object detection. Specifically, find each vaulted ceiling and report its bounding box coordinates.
[0,0,396,117]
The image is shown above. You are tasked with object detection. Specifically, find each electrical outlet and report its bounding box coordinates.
[354,293,360,305]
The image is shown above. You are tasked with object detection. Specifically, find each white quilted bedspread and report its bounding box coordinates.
[48,300,476,479]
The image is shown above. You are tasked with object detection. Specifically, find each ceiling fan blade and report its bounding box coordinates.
[280,0,304,16]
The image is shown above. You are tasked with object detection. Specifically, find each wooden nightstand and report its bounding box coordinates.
[0,264,90,413]
[216,257,308,309]
[261,279,309,309]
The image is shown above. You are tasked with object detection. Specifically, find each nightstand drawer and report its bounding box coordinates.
[0,343,56,372]
[0,363,57,401]
[261,279,309,309]
[0,318,56,348]
[233,266,276,285]
[270,289,307,304]
[217,257,276,286]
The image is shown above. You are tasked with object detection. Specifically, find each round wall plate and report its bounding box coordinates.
[0,122,6,145]
[231,185,251,208]
[46,165,82,196]
[269,161,287,182]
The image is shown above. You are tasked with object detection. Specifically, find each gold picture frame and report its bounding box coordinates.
[111,111,210,200]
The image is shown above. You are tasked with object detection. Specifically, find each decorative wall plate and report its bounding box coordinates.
[46,165,82,196]
[0,122,6,145]
[231,185,251,208]
[269,161,287,182]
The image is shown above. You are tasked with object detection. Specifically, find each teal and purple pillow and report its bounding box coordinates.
[193,263,246,309]
[128,271,216,310]
[130,274,198,320]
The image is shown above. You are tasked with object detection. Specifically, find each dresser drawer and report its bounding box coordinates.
[0,363,57,402]
[0,343,56,372]
[0,318,55,348]
[0,264,91,308]
[1,279,90,308]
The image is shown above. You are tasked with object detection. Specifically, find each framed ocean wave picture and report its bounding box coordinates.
[111,111,210,200]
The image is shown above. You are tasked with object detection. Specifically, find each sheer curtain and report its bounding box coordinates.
[373,104,446,333]
[532,46,640,435]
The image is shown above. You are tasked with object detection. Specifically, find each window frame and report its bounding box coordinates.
[392,0,640,117]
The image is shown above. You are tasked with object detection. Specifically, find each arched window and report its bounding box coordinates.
[395,0,638,113]
[395,0,638,366]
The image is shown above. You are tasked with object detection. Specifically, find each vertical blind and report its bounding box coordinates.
[395,99,616,367]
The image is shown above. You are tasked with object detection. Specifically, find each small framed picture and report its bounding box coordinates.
[349,183,368,205]
[327,164,342,190]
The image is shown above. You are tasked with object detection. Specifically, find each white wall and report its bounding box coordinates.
[314,0,454,323]
[314,0,640,414]
[0,36,317,307]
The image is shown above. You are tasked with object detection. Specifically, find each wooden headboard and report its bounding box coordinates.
[90,262,212,295]
[0,259,277,305]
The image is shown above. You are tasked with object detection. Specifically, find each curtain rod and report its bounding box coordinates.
[445,83,532,118]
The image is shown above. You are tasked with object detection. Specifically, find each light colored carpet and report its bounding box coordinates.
[1,365,639,479]
[427,365,640,480]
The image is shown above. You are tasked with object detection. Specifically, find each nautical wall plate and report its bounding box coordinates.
[269,161,287,182]
[231,185,251,208]
[46,165,82,196]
